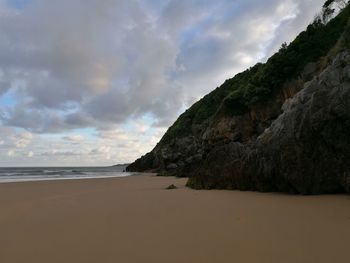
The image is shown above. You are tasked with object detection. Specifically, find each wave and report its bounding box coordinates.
[0,166,133,183]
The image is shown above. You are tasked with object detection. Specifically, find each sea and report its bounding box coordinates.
[0,165,134,183]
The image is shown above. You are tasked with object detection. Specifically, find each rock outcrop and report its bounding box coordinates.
[188,51,350,194]
[127,5,350,194]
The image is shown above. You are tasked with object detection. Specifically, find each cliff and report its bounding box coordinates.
[127,3,350,194]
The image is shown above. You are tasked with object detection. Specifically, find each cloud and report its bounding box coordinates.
[0,127,33,148]
[0,0,325,165]
[97,129,134,141]
[62,135,84,142]
[90,146,111,155]
[41,150,81,157]
[7,149,15,157]
[14,132,32,148]
[0,0,323,133]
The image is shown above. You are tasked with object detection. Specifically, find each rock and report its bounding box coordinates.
[302,62,318,81]
[126,152,158,172]
[188,51,350,194]
[166,184,177,190]
[167,163,178,170]
[185,157,194,164]
[177,161,185,167]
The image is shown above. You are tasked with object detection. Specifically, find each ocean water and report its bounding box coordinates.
[0,166,134,183]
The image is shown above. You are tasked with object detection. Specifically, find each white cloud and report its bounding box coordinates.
[41,149,81,157]
[62,135,84,142]
[90,146,111,155]
[14,132,33,148]
[0,0,325,165]
[0,0,323,131]
[97,128,135,141]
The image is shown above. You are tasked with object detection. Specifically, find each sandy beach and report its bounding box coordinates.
[1,174,350,263]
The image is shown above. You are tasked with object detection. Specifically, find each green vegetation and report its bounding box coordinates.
[223,3,350,113]
[160,2,350,144]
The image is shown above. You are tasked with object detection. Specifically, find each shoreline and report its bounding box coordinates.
[1,174,350,263]
[0,173,139,184]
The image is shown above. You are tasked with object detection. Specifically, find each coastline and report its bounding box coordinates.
[0,172,134,184]
[0,166,132,183]
[1,174,350,263]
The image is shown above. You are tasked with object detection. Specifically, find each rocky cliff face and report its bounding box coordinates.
[126,68,318,175]
[188,51,350,194]
[127,6,350,194]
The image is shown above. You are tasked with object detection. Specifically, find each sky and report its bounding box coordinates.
[0,0,323,166]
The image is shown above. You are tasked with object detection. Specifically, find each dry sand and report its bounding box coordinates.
[0,174,350,263]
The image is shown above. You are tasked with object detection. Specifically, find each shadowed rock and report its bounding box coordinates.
[188,52,350,194]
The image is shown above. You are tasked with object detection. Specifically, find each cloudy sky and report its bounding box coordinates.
[0,0,323,166]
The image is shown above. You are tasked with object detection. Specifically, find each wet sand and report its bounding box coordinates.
[0,174,350,263]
